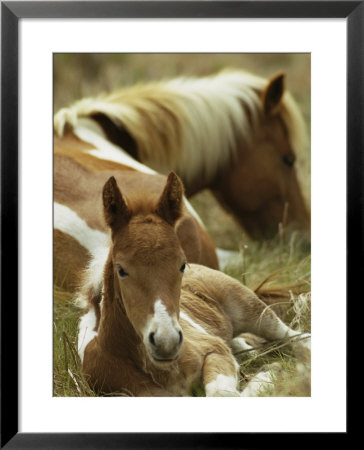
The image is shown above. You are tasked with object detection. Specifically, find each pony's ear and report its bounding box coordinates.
[102,176,131,229]
[176,216,201,263]
[262,73,285,116]
[155,172,184,226]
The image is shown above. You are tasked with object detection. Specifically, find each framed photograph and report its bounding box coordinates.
[2,1,359,448]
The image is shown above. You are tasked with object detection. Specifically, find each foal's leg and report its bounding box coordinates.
[229,290,308,344]
[187,266,310,347]
[202,339,241,397]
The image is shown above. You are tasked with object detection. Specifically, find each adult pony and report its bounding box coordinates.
[54,69,310,239]
[54,129,218,294]
[77,173,310,396]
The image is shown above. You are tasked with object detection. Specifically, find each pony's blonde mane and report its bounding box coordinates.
[54,69,307,187]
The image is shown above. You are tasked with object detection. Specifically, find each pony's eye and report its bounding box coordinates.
[117,266,129,278]
[180,263,186,273]
[282,154,295,167]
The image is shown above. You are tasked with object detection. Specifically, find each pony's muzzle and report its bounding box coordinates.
[148,328,183,362]
[144,299,183,364]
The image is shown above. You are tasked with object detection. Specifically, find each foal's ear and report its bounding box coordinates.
[102,176,131,229]
[262,73,285,116]
[155,172,184,226]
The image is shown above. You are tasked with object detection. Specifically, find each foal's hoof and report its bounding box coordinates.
[292,332,311,352]
[240,363,282,397]
[205,374,240,397]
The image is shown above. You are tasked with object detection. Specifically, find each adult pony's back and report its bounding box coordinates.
[54,69,310,239]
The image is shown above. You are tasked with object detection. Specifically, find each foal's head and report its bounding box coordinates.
[102,172,188,367]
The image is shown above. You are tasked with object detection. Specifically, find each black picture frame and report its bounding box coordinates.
[1,1,359,448]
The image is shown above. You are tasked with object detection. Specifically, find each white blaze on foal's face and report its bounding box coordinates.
[143,299,183,366]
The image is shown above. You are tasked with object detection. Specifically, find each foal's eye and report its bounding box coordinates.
[282,154,295,167]
[180,263,186,273]
[117,266,129,278]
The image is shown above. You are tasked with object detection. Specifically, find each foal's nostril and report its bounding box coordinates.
[149,332,156,347]
[148,328,182,359]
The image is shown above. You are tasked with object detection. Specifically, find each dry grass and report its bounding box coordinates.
[53,53,311,397]
[223,239,311,397]
[53,289,96,397]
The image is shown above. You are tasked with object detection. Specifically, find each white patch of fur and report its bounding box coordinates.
[231,336,257,360]
[266,319,308,343]
[74,246,109,309]
[77,308,98,363]
[54,202,108,254]
[143,299,181,349]
[240,370,275,397]
[284,327,311,351]
[205,374,240,397]
[154,299,175,330]
[291,332,311,352]
[277,321,297,339]
[180,311,208,335]
[54,201,109,310]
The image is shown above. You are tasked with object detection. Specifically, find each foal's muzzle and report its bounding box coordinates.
[144,299,183,365]
[148,329,183,363]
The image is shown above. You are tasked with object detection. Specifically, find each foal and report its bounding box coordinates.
[78,172,309,396]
